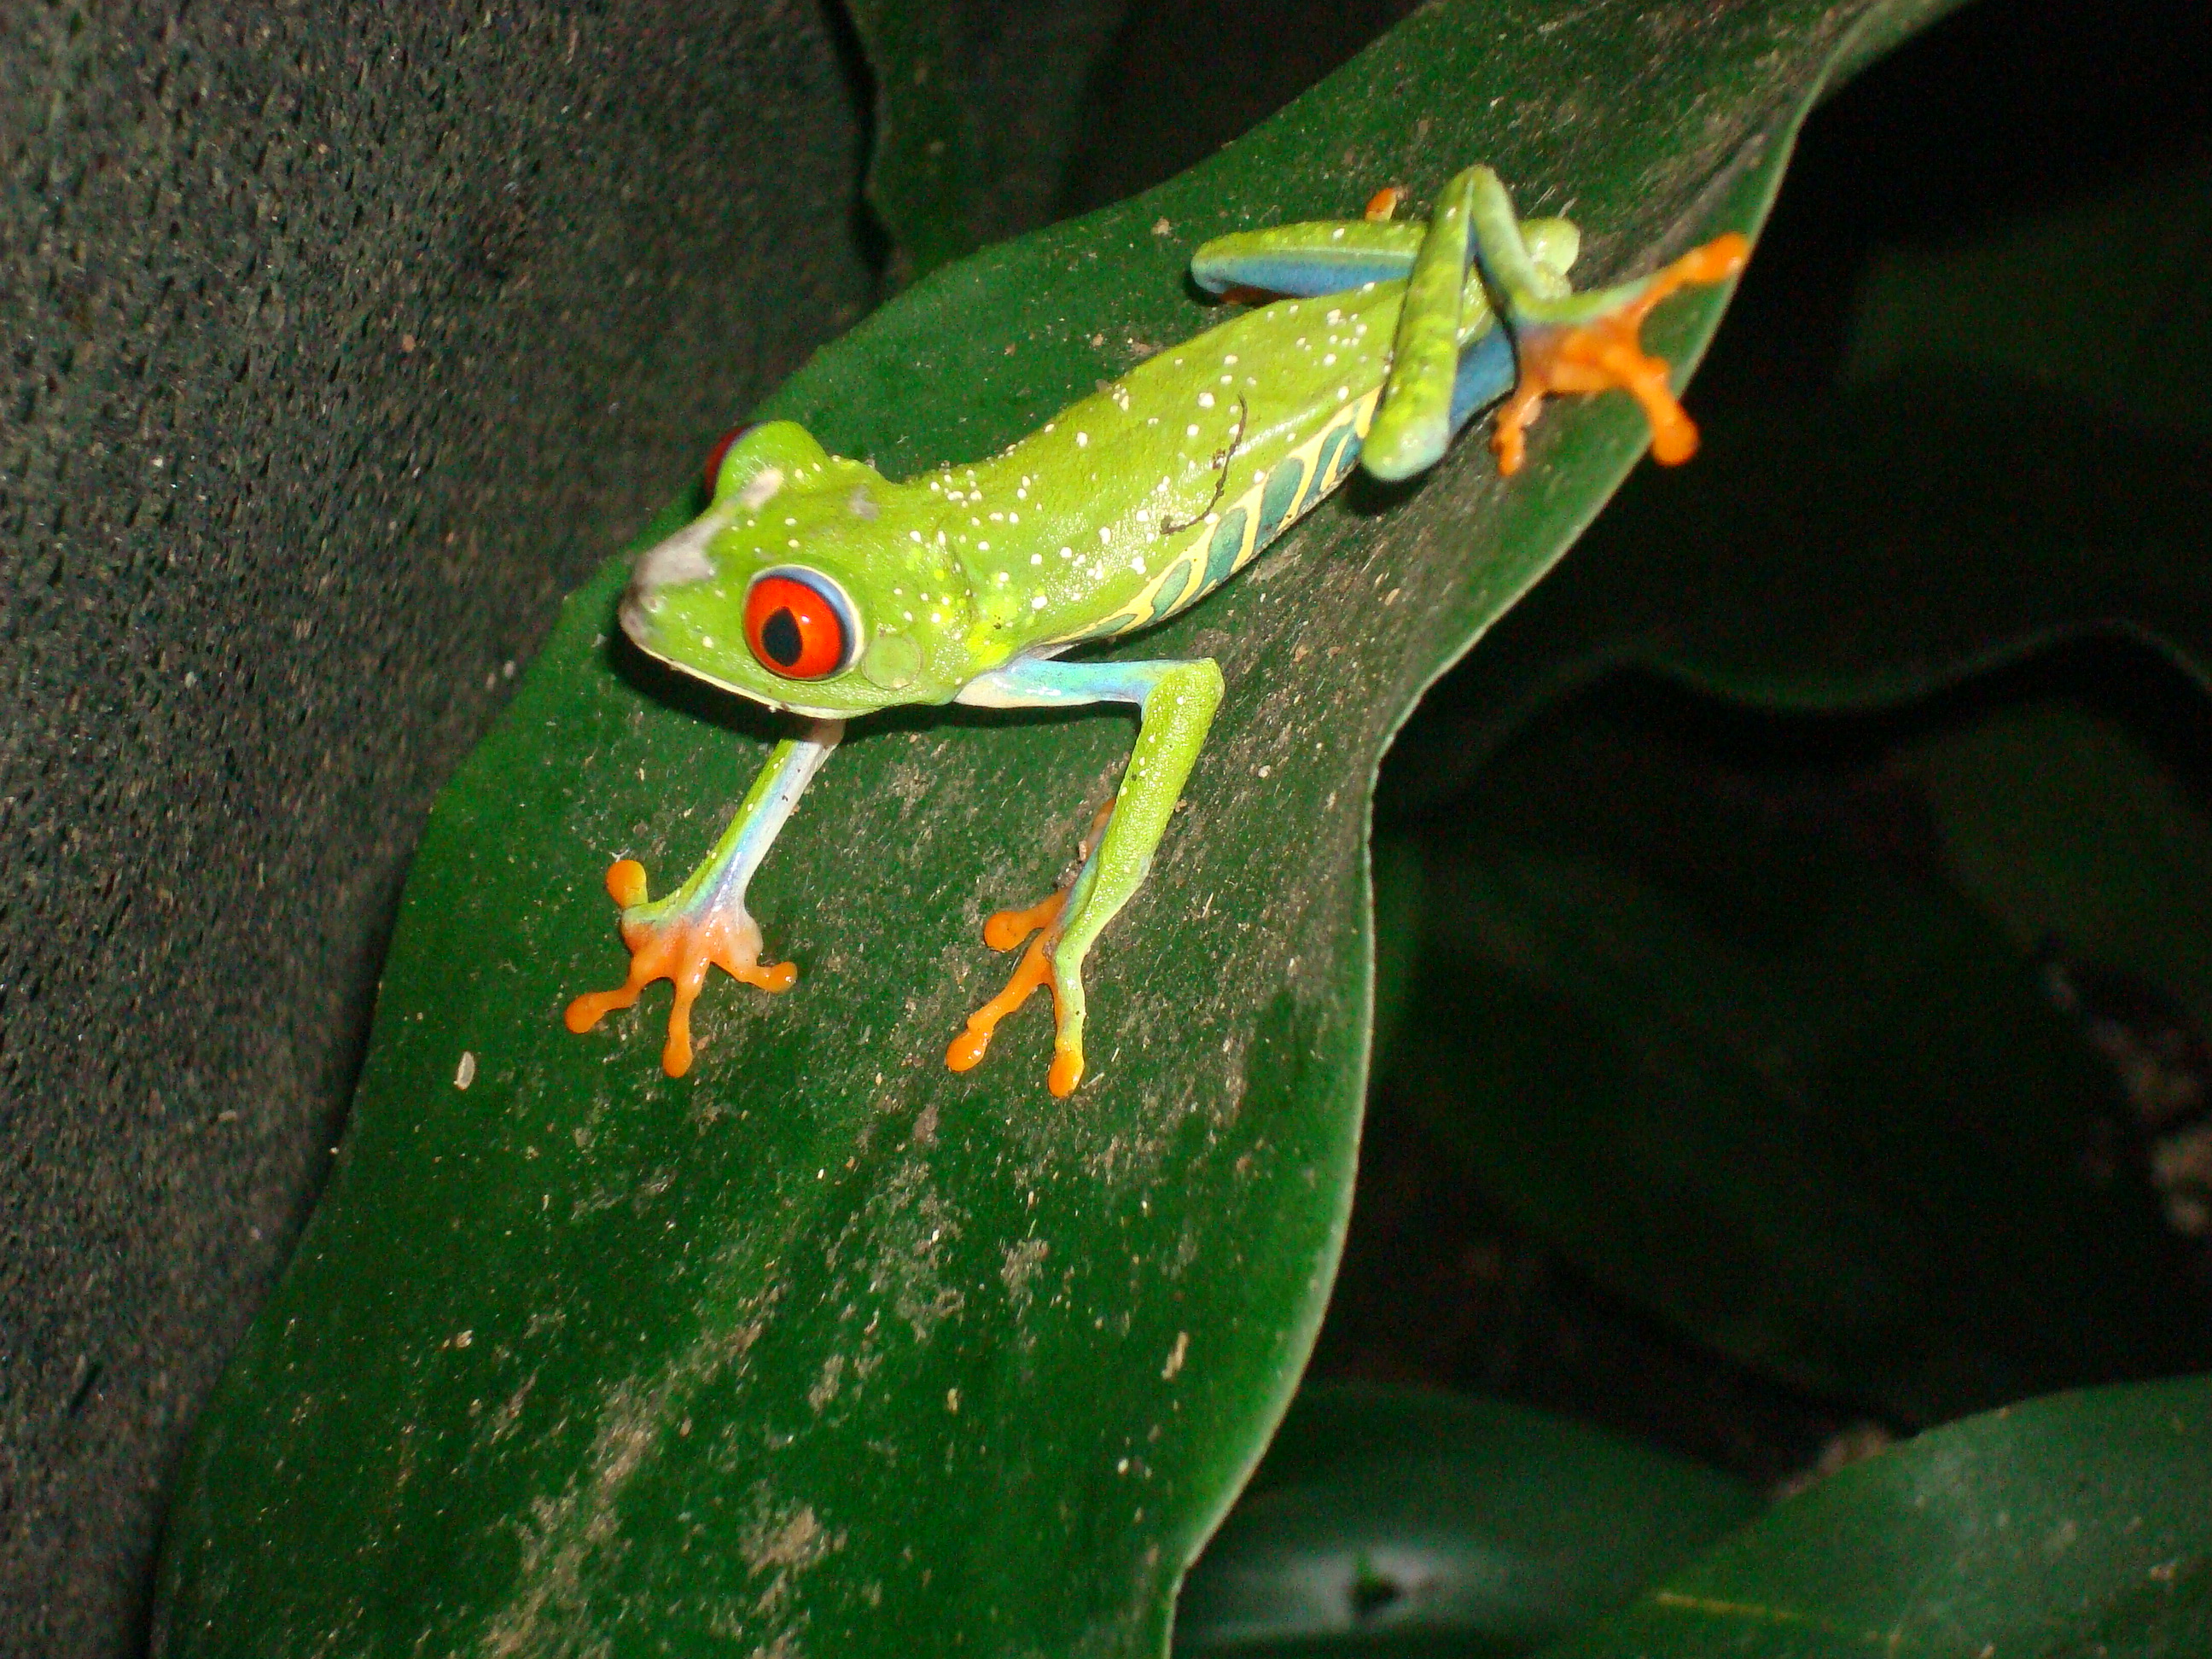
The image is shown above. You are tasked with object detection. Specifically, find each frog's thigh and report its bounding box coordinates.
[1365,167,1479,481]
[1190,219,1421,298]
[952,655,1225,1094]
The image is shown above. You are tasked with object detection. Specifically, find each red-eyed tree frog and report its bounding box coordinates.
[566,165,1748,1096]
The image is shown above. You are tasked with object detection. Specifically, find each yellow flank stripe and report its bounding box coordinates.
[1056,388,1379,645]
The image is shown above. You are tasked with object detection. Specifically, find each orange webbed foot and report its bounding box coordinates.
[1491,232,1750,476]
[563,858,796,1077]
[945,804,1111,1097]
[944,886,1068,1082]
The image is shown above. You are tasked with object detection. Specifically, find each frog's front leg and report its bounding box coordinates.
[945,655,1225,1097]
[565,721,841,1075]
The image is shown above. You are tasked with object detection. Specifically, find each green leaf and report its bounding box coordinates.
[154,3,1954,1654]
[1176,1384,1760,1657]
[1538,1375,2212,1658]
[1382,687,2212,1425]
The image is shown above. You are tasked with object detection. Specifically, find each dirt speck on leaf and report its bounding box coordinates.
[744,1492,846,1619]
[1000,1236,1050,1318]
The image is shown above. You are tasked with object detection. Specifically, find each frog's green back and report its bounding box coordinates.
[953,283,1403,652]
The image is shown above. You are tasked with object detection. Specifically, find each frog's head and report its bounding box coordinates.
[620,421,970,718]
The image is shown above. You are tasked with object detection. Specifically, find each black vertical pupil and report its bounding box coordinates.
[760,607,805,667]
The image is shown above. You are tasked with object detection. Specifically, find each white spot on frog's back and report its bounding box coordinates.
[737,467,783,509]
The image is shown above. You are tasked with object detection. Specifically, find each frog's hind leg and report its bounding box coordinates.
[1447,326,1520,439]
[946,654,1225,1097]
[1356,173,1582,481]
[1465,166,1749,474]
[1358,167,1482,481]
[1188,184,1579,304]
[1189,175,1586,484]
[1190,218,1423,300]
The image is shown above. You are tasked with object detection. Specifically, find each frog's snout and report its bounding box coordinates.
[616,587,653,650]
[621,519,719,645]
[631,522,717,596]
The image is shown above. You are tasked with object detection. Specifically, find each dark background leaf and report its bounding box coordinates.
[1541,1377,2212,1659]
[1336,0,2212,1439]
[841,1,1131,280]
[1176,1384,1759,1657]
[1379,674,2212,1424]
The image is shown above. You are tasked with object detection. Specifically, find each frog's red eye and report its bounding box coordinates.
[744,569,856,680]
[702,422,758,497]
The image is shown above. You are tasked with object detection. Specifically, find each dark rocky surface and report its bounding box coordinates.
[0,4,879,1648]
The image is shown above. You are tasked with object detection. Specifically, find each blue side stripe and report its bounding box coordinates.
[1449,325,1518,435]
[1190,250,1414,298]
[1203,507,1248,591]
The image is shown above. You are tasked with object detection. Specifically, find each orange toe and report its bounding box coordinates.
[1047,1048,1084,1097]
[946,894,1065,1074]
[565,860,795,1074]
[1491,231,1749,476]
[946,801,1113,1091]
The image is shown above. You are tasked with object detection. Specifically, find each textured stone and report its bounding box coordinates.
[0,4,875,1648]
